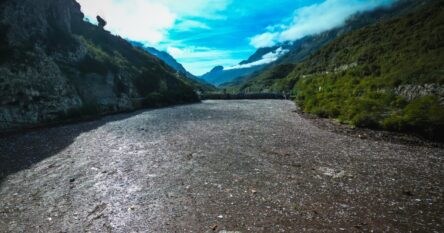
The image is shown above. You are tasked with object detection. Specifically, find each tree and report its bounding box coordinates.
[96,15,107,29]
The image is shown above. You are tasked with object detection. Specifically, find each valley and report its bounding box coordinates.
[0,0,443,232]
[1,100,442,232]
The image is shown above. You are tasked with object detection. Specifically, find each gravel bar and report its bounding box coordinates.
[0,100,443,232]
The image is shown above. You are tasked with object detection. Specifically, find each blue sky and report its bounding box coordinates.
[77,0,393,75]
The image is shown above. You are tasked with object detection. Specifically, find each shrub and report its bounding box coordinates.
[384,96,444,139]
[288,1,444,140]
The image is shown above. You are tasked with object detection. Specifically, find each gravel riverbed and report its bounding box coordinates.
[0,100,443,232]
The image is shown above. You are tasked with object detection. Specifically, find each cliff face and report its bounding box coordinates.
[0,0,198,130]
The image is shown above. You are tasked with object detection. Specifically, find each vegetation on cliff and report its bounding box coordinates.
[70,22,199,105]
[288,1,444,139]
[224,0,443,140]
[228,0,437,93]
[0,0,200,129]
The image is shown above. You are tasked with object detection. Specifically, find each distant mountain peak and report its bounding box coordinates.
[211,66,224,72]
[132,44,216,91]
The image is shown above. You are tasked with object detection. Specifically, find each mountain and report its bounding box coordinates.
[142,46,216,92]
[227,0,435,92]
[130,42,216,92]
[0,0,199,130]
[199,46,292,86]
[221,64,296,92]
[144,47,190,75]
[200,64,266,87]
[238,46,285,65]
[282,0,443,139]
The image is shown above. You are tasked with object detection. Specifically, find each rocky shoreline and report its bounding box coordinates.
[295,107,444,148]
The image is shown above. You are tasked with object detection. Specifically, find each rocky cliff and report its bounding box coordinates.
[0,0,198,130]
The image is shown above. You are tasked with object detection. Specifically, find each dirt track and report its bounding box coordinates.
[0,100,443,232]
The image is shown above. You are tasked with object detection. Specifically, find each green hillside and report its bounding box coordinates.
[222,64,296,93]
[286,0,444,139]
[227,0,434,92]
[71,23,199,105]
[229,0,436,94]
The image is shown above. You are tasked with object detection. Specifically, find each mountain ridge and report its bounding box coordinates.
[285,0,443,139]
[200,64,266,86]
[226,0,435,92]
[0,0,199,130]
[199,46,290,86]
[141,46,216,92]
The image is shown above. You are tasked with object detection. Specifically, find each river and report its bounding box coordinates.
[0,100,443,232]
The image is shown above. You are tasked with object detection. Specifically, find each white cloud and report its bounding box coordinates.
[175,20,211,32]
[225,47,289,70]
[184,59,241,76]
[166,46,250,75]
[167,46,288,74]
[77,0,231,45]
[167,47,186,58]
[250,0,393,48]
[250,32,279,48]
[167,46,228,60]
[157,0,232,19]
[78,0,176,44]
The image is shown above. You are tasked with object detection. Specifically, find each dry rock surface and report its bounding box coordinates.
[0,100,443,232]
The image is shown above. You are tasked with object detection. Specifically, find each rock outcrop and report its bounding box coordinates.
[395,84,444,104]
[0,0,198,130]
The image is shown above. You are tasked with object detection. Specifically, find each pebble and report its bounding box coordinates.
[0,100,442,232]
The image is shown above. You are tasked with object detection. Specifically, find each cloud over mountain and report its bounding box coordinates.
[77,0,393,75]
[226,47,289,70]
[250,0,393,48]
